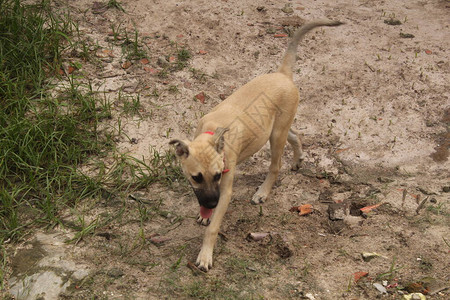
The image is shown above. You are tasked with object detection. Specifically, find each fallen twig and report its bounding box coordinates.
[415,197,428,214]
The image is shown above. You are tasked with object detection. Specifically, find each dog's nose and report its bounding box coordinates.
[193,188,220,209]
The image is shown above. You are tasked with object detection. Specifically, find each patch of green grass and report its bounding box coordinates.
[0,0,184,247]
[121,28,147,60]
[0,0,112,241]
[0,243,6,291]
[120,91,142,116]
[93,149,184,191]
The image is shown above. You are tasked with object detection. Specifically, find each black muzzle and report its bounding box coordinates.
[193,188,220,209]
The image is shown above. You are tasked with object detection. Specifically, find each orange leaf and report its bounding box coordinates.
[299,204,313,216]
[274,34,288,38]
[360,203,383,213]
[425,49,432,55]
[353,271,369,282]
[198,50,208,55]
[140,58,149,65]
[67,66,76,74]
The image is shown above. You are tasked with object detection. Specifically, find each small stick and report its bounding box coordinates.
[187,261,206,275]
[218,231,228,241]
[416,197,428,215]
[401,189,407,208]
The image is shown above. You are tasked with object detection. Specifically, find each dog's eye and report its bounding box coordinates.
[192,173,203,183]
[213,173,221,181]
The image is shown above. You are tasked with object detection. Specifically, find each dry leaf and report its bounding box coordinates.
[360,203,383,213]
[353,271,369,282]
[195,92,206,104]
[299,204,313,216]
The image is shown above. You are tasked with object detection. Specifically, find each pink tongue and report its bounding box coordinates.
[200,206,213,219]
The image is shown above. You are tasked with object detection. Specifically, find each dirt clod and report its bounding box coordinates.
[384,18,402,25]
[327,202,349,220]
[107,268,124,278]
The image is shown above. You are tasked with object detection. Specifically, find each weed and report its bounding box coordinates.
[426,202,447,215]
[122,28,146,60]
[170,245,187,271]
[151,88,160,98]
[190,68,208,82]
[110,22,123,41]
[346,275,352,292]
[67,216,99,245]
[377,256,403,281]
[107,0,125,12]
[168,85,179,93]
[177,48,191,62]
[157,68,169,78]
[122,93,142,116]
[166,127,172,138]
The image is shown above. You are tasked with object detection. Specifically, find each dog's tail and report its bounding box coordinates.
[278,20,343,77]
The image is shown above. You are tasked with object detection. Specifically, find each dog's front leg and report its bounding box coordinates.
[196,169,234,272]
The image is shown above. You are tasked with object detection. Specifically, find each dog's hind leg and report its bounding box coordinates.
[287,128,305,171]
[251,128,290,204]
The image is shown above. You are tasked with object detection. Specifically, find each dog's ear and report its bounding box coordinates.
[169,139,189,157]
[213,127,229,153]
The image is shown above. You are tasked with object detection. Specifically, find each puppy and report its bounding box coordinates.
[170,20,343,271]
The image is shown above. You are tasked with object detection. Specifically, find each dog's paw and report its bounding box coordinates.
[196,249,213,272]
[197,214,210,226]
[251,192,267,205]
[291,163,301,171]
[291,154,306,171]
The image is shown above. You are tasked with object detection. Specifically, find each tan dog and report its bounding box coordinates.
[169,20,343,272]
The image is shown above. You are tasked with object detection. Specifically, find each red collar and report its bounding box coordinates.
[203,131,229,174]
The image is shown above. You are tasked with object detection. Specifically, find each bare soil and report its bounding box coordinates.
[4,0,450,299]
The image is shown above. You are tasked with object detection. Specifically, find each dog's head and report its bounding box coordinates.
[169,127,229,212]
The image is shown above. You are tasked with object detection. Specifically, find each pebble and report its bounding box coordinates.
[157,56,169,67]
[305,293,315,300]
[107,267,124,278]
[373,283,387,294]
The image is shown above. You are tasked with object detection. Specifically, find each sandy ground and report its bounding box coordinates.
[4,0,449,299]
